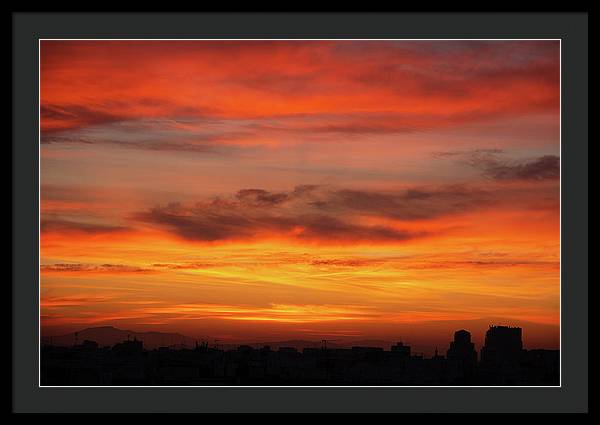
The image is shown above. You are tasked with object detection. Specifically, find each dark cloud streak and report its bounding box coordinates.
[131,184,502,244]
[41,219,130,234]
[41,263,152,273]
[434,150,560,181]
[483,155,559,181]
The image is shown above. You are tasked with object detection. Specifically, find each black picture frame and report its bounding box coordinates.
[12,12,588,413]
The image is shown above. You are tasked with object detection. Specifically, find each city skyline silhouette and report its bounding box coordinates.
[41,323,559,386]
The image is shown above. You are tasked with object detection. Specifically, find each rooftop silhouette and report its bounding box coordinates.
[41,324,559,386]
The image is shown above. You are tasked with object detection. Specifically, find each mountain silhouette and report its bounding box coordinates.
[42,327,396,351]
[42,326,197,349]
[41,318,559,354]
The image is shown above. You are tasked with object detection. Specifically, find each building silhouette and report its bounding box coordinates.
[446,329,478,384]
[480,326,523,363]
[391,341,411,357]
[479,325,525,384]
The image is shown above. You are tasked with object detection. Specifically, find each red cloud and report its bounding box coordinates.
[41,41,559,135]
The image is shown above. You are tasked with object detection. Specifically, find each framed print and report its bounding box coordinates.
[12,12,588,413]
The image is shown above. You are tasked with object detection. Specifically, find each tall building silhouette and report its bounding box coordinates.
[479,325,524,384]
[446,330,477,383]
[480,326,523,364]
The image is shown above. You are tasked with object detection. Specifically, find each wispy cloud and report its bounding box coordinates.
[140,303,378,323]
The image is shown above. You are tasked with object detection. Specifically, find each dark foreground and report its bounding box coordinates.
[41,326,559,386]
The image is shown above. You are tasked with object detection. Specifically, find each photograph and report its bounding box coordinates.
[38,39,561,387]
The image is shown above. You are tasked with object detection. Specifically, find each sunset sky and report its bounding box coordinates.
[40,40,560,352]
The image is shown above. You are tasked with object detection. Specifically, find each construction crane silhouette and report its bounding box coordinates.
[321,339,339,350]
